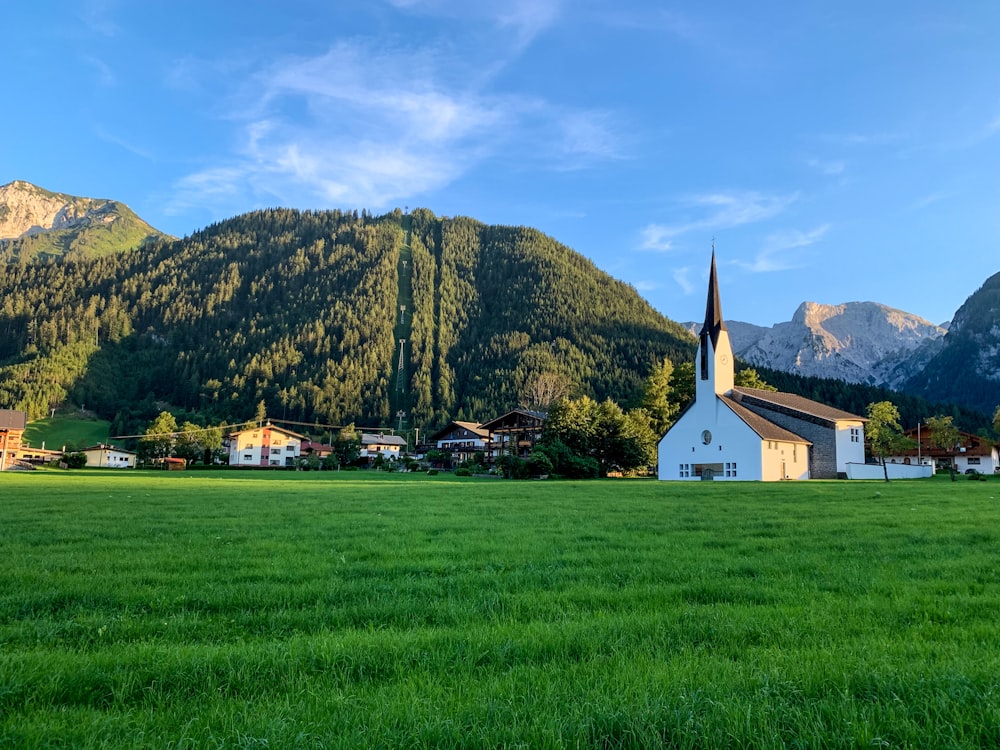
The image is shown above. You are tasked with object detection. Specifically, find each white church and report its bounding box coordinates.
[658,255,867,481]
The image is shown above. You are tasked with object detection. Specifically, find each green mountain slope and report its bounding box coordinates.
[0,180,170,261]
[0,208,695,433]
[903,270,1000,416]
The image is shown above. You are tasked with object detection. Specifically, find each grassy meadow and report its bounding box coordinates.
[1,470,998,748]
[21,416,111,453]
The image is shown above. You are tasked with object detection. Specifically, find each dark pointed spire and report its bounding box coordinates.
[699,249,727,347]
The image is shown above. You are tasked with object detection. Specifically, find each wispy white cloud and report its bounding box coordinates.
[907,192,947,211]
[93,125,154,161]
[735,224,829,272]
[385,0,562,48]
[82,55,116,87]
[673,266,695,295]
[169,35,623,216]
[639,190,797,250]
[631,279,659,292]
[79,0,119,37]
[639,225,674,252]
[818,131,905,147]
[805,157,845,176]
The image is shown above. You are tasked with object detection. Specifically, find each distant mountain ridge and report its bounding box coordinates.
[0,180,170,260]
[902,270,1000,415]
[686,301,948,388]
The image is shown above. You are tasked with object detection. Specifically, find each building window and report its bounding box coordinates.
[271,448,282,455]
[243,454,252,461]
[793,445,797,462]
[968,457,981,465]
[679,463,690,478]
[850,428,860,443]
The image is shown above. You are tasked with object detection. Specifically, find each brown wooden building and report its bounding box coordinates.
[0,409,27,471]
[479,409,547,460]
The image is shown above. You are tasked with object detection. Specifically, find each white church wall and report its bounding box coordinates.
[834,421,866,474]
[760,440,810,481]
[659,398,763,481]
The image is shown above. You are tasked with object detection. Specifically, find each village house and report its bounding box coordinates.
[227,423,304,467]
[81,444,137,469]
[479,409,547,460]
[359,433,408,462]
[429,420,492,463]
[0,409,26,471]
[885,426,999,474]
[658,254,867,481]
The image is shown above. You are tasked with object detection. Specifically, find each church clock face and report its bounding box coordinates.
[702,430,712,445]
[720,354,728,365]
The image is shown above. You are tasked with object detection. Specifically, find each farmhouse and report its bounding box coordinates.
[81,444,137,469]
[360,433,407,461]
[0,409,26,471]
[658,254,866,481]
[227,423,304,467]
[886,426,999,474]
[429,420,492,463]
[480,409,547,460]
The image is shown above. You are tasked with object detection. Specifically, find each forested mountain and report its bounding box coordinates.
[0,180,169,261]
[0,208,696,436]
[903,270,1000,416]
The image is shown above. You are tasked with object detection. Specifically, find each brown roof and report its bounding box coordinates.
[720,396,812,444]
[0,410,27,431]
[429,420,492,442]
[731,387,866,423]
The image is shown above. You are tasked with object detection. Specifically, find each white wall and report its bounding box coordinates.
[760,439,809,481]
[659,397,764,481]
[846,462,934,480]
[834,421,866,473]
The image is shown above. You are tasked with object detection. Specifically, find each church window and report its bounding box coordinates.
[850,428,860,443]
[700,333,709,380]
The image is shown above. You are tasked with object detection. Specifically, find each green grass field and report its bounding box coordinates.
[1,471,998,748]
[21,415,111,452]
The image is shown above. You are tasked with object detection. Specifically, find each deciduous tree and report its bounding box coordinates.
[865,401,905,482]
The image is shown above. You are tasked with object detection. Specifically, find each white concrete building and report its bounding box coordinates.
[227,423,303,467]
[81,444,137,469]
[658,254,866,481]
[360,433,407,461]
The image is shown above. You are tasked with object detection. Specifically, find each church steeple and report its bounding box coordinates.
[695,251,734,398]
[699,250,727,348]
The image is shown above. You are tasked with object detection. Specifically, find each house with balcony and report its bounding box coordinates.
[479,409,547,460]
[429,421,492,464]
[227,423,304,467]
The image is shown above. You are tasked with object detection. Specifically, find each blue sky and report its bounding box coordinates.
[4,1,999,327]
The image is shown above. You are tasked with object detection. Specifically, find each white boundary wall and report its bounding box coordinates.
[845,462,934,480]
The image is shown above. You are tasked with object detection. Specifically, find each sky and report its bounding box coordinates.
[4,1,1000,328]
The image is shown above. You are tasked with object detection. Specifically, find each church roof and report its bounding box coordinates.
[698,251,727,347]
[719,395,812,444]
[731,387,867,424]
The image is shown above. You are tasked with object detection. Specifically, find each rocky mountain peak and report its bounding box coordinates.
[0,180,170,260]
[0,180,120,240]
[704,300,948,388]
